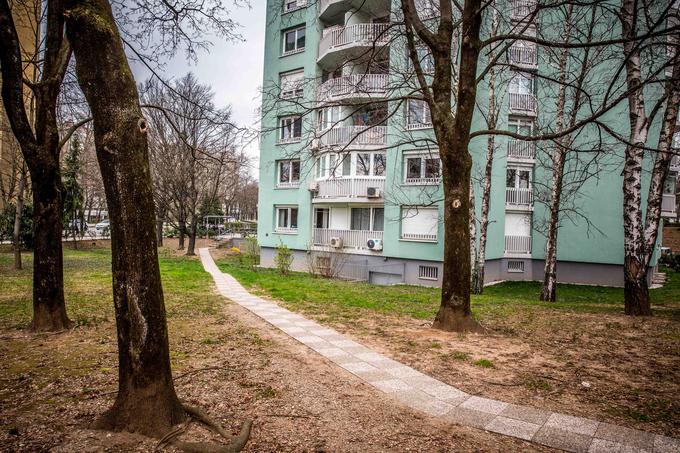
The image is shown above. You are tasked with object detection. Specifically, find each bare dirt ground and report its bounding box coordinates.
[206,250,680,440]
[0,249,555,452]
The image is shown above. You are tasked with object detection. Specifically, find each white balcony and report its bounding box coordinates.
[318,23,390,67]
[317,74,389,103]
[662,194,677,218]
[313,228,383,250]
[511,0,537,21]
[505,235,532,254]
[317,125,387,148]
[509,93,537,115]
[314,176,385,200]
[506,187,533,209]
[508,45,537,68]
[507,140,536,161]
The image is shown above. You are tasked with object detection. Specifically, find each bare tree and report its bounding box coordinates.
[620,0,680,315]
[0,0,73,331]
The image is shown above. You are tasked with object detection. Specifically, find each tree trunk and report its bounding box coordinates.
[65,0,185,436]
[13,164,26,270]
[30,168,72,331]
[156,217,164,247]
[178,206,186,250]
[186,216,198,256]
[469,183,479,292]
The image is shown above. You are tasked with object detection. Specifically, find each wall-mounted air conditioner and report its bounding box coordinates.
[366,187,381,198]
[330,237,343,248]
[367,238,383,251]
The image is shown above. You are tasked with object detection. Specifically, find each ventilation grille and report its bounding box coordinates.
[507,260,525,273]
[418,265,439,280]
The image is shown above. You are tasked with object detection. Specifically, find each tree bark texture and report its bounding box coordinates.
[13,164,26,270]
[0,0,72,331]
[65,0,184,435]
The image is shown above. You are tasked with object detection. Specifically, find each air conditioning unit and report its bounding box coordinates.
[366,238,383,251]
[329,236,343,248]
[311,138,320,150]
[366,187,381,198]
[308,181,319,192]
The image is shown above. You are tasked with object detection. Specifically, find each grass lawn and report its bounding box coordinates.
[214,253,680,325]
[214,250,680,437]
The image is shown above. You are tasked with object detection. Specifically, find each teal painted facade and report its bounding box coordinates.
[257,0,676,285]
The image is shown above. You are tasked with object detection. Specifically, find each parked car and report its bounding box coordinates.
[95,219,110,235]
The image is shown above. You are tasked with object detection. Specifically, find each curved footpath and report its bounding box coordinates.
[198,248,678,453]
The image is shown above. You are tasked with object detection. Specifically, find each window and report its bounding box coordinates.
[277,160,300,187]
[418,265,439,280]
[407,99,432,129]
[316,152,386,179]
[350,207,384,231]
[507,118,533,136]
[317,106,340,130]
[356,153,371,176]
[314,208,329,228]
[509,73,534,94]
[279,115,302,143]
[404,153,440,184]
[506,167,531,189]
[283,0,306,13]
[413,46,435,73]
[280,69,304,99]
[282,26,305,55]
[275,206,298,232]
[401,207,438,241]
[507,260,525,273]
[373,153,386,176]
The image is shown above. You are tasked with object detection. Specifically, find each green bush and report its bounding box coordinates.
[241,236,260,267]
[0,203,33,249]
[273,242,293,275]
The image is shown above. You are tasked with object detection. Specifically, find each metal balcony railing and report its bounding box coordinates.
[319,23,390,58]
[505,235,532,254]
[511,0,537,20]
[508,45,537,67]
[509,92,537,114]
[317,125,387,147]
[317,74,389,102]
[507,140,536,160]
[314,176,385,199]
[313,228,383,249]
[506,187,534,207]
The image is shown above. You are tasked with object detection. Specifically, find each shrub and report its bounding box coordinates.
[241,236,260,267]
[274,242,293,275]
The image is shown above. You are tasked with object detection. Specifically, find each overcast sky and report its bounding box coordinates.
[129,2,266,175]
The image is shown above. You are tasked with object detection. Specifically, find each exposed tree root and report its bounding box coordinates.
[157,402,252,453]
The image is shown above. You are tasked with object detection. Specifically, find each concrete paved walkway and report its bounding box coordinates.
[198,248,678,453]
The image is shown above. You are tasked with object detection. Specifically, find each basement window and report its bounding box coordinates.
[507,260,525,273]
[418,265,439,280]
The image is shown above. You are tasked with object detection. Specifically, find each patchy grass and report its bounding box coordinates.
[473,359,495,368]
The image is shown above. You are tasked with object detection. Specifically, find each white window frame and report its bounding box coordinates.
[280,69,304,99]
[350,207,385,232]
[282,26,306,56]
[406,99,432,130]
[275,205,299,233]
[509,73,535,95]
[315,152,387,180]
[400,206,439,242]
[277,159,301,188]
[403,151,441,185]
[283,0,306,13]
[278,115,302,144]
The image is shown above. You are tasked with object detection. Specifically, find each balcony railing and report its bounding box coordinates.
[662,193,677,217]
[315,176,385,199]
[511,0,537,20]
[401,232,437,242]
[318,125,387,147]
[313,228,383,249]
[319,23,390,59]
[508,45,537,67]
[505,235,532,254]
[509,93,537,114]
[317,74,389,102]
[506,187,533,207]
[507,140,536,160]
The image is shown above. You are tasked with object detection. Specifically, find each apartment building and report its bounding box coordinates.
[257,0,678,287]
